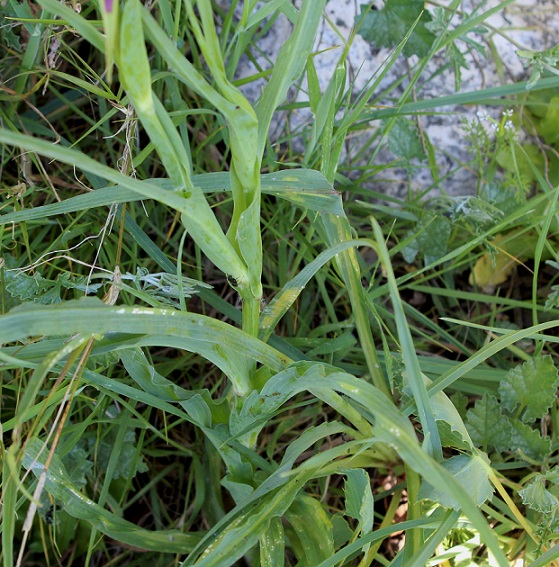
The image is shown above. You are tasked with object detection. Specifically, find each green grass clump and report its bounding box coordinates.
[1,1,559,566]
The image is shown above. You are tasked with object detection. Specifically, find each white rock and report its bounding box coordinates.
[235,1,559,198]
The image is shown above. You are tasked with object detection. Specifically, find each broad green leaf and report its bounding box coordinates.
[343,469,374,536]
[2,269,103,305]
[387,118,426,162]
[331,515,353,549]
[22,438,201,553]
[285,495,334,565]
[499,355,559,422]
[466,394,512,452]
[0,5,21,49]
[519,475,558,514]
[544,466,559,486]
[358,0,436,58]
[62,445,93,489]
[3,270,52,301]
[418,453,493,510]
[509,420,551,462]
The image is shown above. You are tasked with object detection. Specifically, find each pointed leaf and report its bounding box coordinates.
[509,420,551,462]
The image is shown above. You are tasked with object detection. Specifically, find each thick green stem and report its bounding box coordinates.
[239,292,261,396]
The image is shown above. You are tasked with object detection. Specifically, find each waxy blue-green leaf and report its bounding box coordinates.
[185,422,348,566]
[0,170,343,225]
[97,0,119,83]
[184,468,318,567]
[0,298,291,396]
[23,438,201,553]
[255,0,328,155]
[119,348,215,427]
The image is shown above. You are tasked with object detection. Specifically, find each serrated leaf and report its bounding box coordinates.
[431,385,473,451]
[499,356,559,422]
[344,469,374,536]
[358,0,436,58]
[419,453,493,511]
[466,394,512,452]
[544,466,559,486]
[545,284,559,311]
[387,118,427,162]
[519,475,558,514]
[85,428,148,480]
[401,215,450,266]
[4,270,52,300]
[509,420,551,462]
[436,419,472,451]
[62,444,93,489]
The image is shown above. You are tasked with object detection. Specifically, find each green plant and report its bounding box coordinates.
[2,1,559,566]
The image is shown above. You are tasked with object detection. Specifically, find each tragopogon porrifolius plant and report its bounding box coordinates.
[3,1,557,565]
